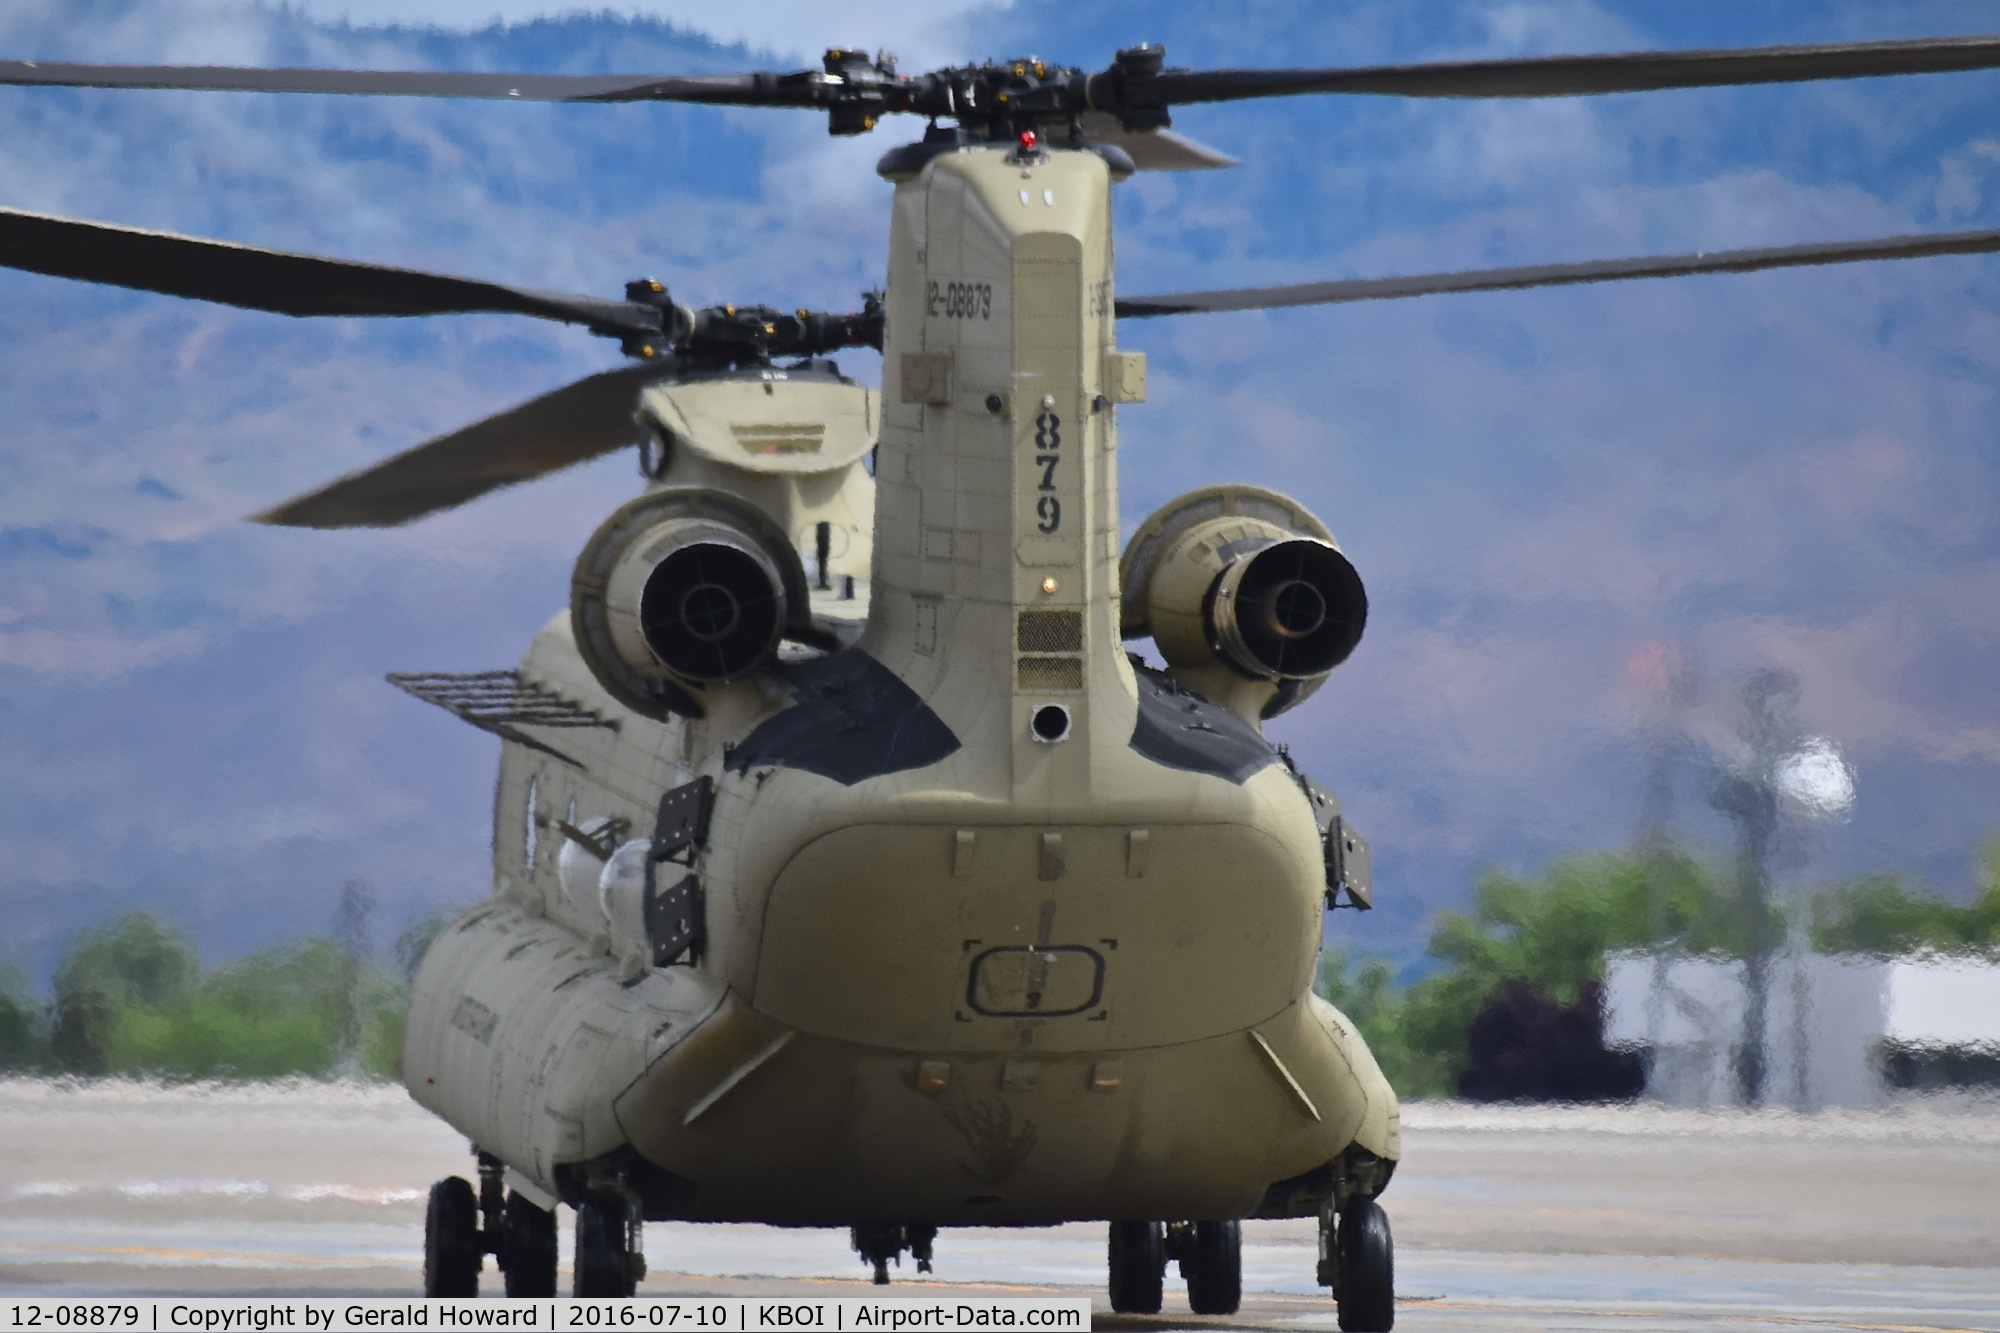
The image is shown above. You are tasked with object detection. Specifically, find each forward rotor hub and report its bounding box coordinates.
[618,280,884,366]
[805,43,1176,140]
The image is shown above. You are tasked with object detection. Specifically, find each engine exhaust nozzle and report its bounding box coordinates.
[1120,484,1367,718]
[572,488,808,717]
[638,533,787,682]
[1209,537,1366,680]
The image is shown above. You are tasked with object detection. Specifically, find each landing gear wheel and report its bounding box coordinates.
[574,1197,637,1297]
[1336,1200,1394,1332]
[1183,1219,1242,1316]
[502,1192,558,1297]
[423,1177,481,1297]
[1107,1221,1165,1314]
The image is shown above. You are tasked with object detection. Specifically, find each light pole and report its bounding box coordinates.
[1628,640,1695,1093]
[1705,670,1854,1107]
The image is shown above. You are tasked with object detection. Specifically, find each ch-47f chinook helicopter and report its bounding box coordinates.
[9,28,2000,1328]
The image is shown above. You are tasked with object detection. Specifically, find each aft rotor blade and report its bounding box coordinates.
[1151,33,2000,104]
[255,360,677,528]
[0,59,806,106]
[0,206,661,337]
[1077,112,1237,171]
[1115,227,2000,318]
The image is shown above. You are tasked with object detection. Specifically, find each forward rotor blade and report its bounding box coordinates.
[1115,226,2000,318]
[1078,112,1237,170]
[255,360,677,528]
[0,59,802,106]
[0,206,661,337]
[1151,33,2000,104]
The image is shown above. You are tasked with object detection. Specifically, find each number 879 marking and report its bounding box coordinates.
[1033,410,1062,534]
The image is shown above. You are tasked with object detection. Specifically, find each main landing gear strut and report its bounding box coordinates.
[1106,1219,1243,1316]
[1318,1149,1397,1332]
[573,1192,644,1297]
[1322,1198,1394,1332]
[1106,1171,1393,1326]
[423,1152,559,1297]
[422,1150,636,1298]
[850,1225,937,1285]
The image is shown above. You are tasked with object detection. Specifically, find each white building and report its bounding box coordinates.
[1603,952,2000,1109]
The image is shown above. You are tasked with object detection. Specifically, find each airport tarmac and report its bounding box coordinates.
[1,1078,1996,1330]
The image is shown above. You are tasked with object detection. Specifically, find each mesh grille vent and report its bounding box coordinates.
[729,423,825,455]
[1017,610,1083,653]
[1017,656,1084,691]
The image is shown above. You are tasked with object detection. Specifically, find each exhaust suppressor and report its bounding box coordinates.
[1207,535,1366,680]
[1121,484,1367,714]
[634,520,789,681]
[573,489,808,716]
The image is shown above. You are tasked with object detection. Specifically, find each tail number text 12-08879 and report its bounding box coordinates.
[927,280,991,319]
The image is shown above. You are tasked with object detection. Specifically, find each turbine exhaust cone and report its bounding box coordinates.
[1210,537,1367,680]
[572,488,809,717]
[638,538,786,681]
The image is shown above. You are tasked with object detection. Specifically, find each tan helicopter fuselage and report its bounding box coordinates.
[401,144,1398,1229]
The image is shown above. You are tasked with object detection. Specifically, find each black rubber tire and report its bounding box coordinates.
[423,1177,481,1297]
[502,1192,559,1297]
[1106,1221,1165,1314]
[574,1197,636,1297]
[1184,1219,1242,1316]
[1336,1199,1395,1332]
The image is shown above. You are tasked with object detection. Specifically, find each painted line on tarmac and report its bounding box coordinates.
[0,1241,417,1269]
[5,1180,422,1204]
[1298,1297,1989,1333]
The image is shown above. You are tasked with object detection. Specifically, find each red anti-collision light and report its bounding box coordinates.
[1018,129,1038,153]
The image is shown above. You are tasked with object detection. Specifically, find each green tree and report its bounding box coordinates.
[0,958,48,1071]
[49,911,199,1073]
[1320,849,1743,1097]
[1428,849,1746,1001]
[1807,851,2000,956]
[107,939,345,1078]
[1316,947,1457,1097]
[36,908,413,1082]
[1321,844,2000,1101]
[105,938,410,1080]
[1413,850,1740,1086]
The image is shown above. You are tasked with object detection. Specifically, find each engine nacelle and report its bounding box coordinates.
[572,488,809,715]
[1121,484,1366,720]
